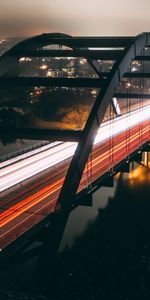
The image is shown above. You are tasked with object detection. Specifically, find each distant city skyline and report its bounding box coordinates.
[0,0,150,37]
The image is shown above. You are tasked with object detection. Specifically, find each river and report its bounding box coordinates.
[0,161,150,300]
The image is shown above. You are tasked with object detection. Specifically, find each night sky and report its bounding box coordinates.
[0,0,150,37]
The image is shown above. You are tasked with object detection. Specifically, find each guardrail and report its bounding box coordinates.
[0,141,49,163]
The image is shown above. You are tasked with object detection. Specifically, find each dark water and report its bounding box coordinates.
[0,163,150,300]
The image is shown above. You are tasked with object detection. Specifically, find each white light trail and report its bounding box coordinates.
[94,105,150,145]
[0,105,150,192]
[0,141,62,169]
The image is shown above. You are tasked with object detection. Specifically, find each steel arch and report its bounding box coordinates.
[0,32,150,207]
[0,33,74,76]
[47,32,150,255]
[56,33,150,211]
[0,32,150,257]
[0,32,150,204]
[0,32,100,77]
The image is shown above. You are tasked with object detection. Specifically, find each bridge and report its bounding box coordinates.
[0,32,150,264]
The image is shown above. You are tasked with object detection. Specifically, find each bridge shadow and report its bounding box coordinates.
[34,166,150,300]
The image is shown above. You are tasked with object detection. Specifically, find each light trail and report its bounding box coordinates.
[94,105,150,145]
[0,142,75,177]
[78,123,150,191]
[0,122,149,228]
[0,142,76,192]
[0,141,62,169]
[0,178,64,227]
[0,105,150,193]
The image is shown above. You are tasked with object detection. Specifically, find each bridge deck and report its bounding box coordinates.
[0,110,150,253]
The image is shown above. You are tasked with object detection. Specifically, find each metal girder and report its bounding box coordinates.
[0,34,130,78]
[104,71,150,79]
[2,72,150,89]
[10,49,124,60]
[111,97,121,115]
[114,93,150,99]
[0,77,105,88]
[98,71,150,79]
[135,56,150,61]
[0,128,82,142]
[124,72,150,78]
[33,36,134,48]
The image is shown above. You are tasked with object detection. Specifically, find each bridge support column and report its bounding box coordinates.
[143,152,150,168]
[117,162,130,173]
[134,151,143,164]
[35,211,71,288]
[101,175,114,187]
[143,142,150,152]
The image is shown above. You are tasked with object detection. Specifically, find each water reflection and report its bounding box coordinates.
[60,162,150,251]
[35,162,150,299]
[0,161,150,299]
[60,180,117,251]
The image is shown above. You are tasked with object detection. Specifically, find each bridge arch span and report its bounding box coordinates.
[0,32,150,204]
[0,33,150,258]
[57,32,150,210]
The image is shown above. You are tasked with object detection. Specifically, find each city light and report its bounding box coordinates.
[19,57,32,62]
[39,64,48,70]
